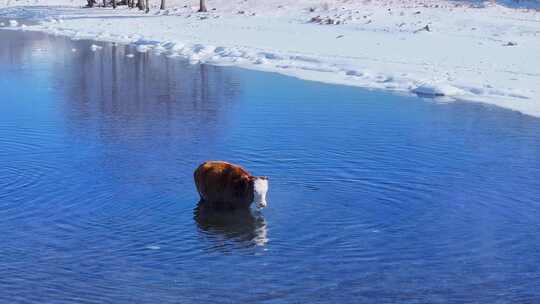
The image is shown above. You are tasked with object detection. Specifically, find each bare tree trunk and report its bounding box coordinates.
[160,0,165,10]
[112,0,116,8]
[145,0,149,13]
[102,0,106,7]
[198,0,207,12]
[137,0,144,10]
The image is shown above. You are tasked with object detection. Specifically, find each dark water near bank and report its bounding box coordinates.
[1,29,540,303]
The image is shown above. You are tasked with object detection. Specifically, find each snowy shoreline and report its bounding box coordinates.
[1,1,539,117]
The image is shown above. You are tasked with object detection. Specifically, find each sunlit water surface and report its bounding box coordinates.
[1,29,540,303]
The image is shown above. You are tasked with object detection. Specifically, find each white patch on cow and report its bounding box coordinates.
[253,178,268,209]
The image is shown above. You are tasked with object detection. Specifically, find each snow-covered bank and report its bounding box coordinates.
[1,0,540,117]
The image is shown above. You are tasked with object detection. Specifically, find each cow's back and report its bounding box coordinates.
[194,161,254,208]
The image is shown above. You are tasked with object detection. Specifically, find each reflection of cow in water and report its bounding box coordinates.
[194,161,268,209]
[194,202,268,248]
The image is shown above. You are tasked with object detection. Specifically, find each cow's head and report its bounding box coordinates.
[252,176,269,209]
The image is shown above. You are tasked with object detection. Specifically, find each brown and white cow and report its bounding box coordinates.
[194,161,269,209]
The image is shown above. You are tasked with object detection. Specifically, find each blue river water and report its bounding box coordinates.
[1,29,540,303]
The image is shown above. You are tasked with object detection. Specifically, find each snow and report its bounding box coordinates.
[413,83,465,97]
[1,0,540,117]
[90,43,102,51]
[135,44,151,53]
